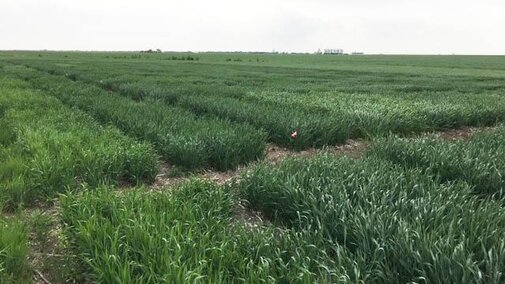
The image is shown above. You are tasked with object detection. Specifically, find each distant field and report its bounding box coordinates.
[1,51,505,283]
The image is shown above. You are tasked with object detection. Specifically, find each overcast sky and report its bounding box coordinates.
[1,0,504,54]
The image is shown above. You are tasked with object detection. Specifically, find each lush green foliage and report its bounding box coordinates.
[371,126,505,195]
[61,181,341,283]
[2,52,505,282]
[9,52,505,149]
[4,65,267,170]
[238,155,505,283]
[0,217,30,283]
[0,77,157,208]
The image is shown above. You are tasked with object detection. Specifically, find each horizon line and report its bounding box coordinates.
[1,49,505,56]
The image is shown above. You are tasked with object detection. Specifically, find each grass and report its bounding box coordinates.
[3,64,267,171]
[371,125,505,195]
[0,217,30,283]
[1,52,505,282]
[8,52,505,149]
[237,154,505,283]
[0,76,158,209]
[60,181,340,283]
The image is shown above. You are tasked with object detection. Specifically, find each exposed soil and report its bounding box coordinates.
[231,201,286,238]
[152,161,244,190]
[152,161,189,189]
[425,126,496,141]
[131,126,499,193]
[232,201,271,230]
[26,207,68,284]
[150,125,496,196]
[152,139,370,190]
[265,139,369,164]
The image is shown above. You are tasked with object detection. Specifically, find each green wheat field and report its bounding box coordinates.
[1,51,505,283]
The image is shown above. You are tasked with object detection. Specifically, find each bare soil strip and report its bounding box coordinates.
[424,126,496,141]
[152,139,369,190]
[152,125,497,191]
[24,206,74,284]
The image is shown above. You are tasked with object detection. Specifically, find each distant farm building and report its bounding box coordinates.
[323,49,344,55]
[352,52,364,55]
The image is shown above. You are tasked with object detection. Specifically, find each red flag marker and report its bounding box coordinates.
[291,131,298,139]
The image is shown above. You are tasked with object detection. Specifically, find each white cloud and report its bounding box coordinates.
[0,0,504,54]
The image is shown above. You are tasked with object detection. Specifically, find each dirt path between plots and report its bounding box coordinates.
[21,205,76,284]
[151,125,494,190]
[152,138,370,190]
[423,126,496,141]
